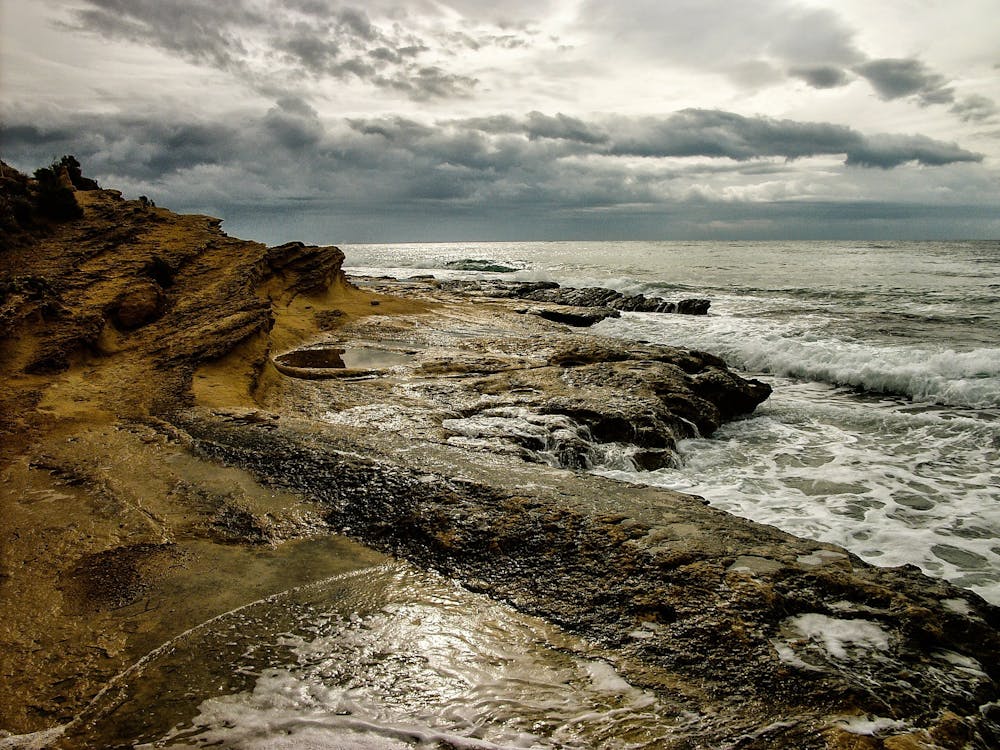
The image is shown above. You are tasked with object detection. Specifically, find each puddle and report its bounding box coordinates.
[274,346,413,377]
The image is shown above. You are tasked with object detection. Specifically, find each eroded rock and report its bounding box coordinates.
[111,279,166,329]
[447,278,712,315]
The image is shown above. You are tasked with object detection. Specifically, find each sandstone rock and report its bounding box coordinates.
[265,241,345,295]
[111,280,166,329]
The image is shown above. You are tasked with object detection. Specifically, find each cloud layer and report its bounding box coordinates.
[2,103,985,229]
[66,0,540,101]
[3,0,997,240]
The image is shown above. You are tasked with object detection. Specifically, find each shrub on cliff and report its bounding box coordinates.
[33,160,84,221]
[0,162,37,241]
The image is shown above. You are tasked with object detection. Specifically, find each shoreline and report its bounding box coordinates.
[1,175,999,748]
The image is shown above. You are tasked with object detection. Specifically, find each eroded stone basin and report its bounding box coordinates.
[273,345,412,378]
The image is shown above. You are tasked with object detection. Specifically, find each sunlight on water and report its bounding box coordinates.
[60,564,681,749]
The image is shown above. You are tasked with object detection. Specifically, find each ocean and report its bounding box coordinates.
[343,239,1000,606]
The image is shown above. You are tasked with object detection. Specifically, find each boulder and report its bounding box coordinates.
[677,297,710,315]
[531,304,621,327]
[111,280,166,330]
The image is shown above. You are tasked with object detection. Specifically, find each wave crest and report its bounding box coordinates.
[742,341,1000,408]
[602,315,1000,408]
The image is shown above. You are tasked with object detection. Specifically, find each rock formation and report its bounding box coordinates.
[0,162,997,749]
[446,278,711,315]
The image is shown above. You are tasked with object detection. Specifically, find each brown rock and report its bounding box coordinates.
[112,280,166,329]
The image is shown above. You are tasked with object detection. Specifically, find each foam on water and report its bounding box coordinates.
[597,312,1000,408]
[597,377,1000,604]
[784,614,890,660]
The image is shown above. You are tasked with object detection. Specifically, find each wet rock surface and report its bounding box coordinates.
[175,405,1000,748]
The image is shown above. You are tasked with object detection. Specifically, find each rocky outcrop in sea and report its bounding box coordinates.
[439,278,711,326]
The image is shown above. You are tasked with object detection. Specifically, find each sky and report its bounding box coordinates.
[1,0,998,243]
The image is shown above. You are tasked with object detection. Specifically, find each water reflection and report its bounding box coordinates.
[58,563,680,749]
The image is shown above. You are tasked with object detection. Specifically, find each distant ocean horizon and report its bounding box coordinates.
[344,239,1000,604]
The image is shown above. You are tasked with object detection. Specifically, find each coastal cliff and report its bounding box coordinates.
[1,163,997,749]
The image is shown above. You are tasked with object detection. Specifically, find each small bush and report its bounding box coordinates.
[33,161,83,221]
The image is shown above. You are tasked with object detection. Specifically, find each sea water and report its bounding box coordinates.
[344,240,1000,605]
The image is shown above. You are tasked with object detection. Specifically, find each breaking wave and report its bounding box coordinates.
[599,314,1000,409]
[735,340,1000,408]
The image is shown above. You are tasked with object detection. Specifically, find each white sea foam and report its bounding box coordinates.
[595,377,1000,604]
[834,716,908,736]
[785,614,890,659]
[597,312,1000,408]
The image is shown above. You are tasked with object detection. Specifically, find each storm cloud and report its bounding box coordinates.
[3,0,998,240]
[1,105,982,213]
[789,65,852,89]
[855,58,955,106]
[65,0,525,100]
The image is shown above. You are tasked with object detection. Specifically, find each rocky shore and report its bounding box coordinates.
[1,163,998,749]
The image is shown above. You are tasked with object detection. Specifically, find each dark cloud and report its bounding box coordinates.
[262,98,324,150]
[607,110,856,160]
[844,133,984,168]
[950,94,999,123]
[600,110,981,167]
[70,0,260,72]
[0,104,985,243]
[855,58,954,105]
[64,0,529,101]
[521,113,608,144]
[789,65,851,89]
